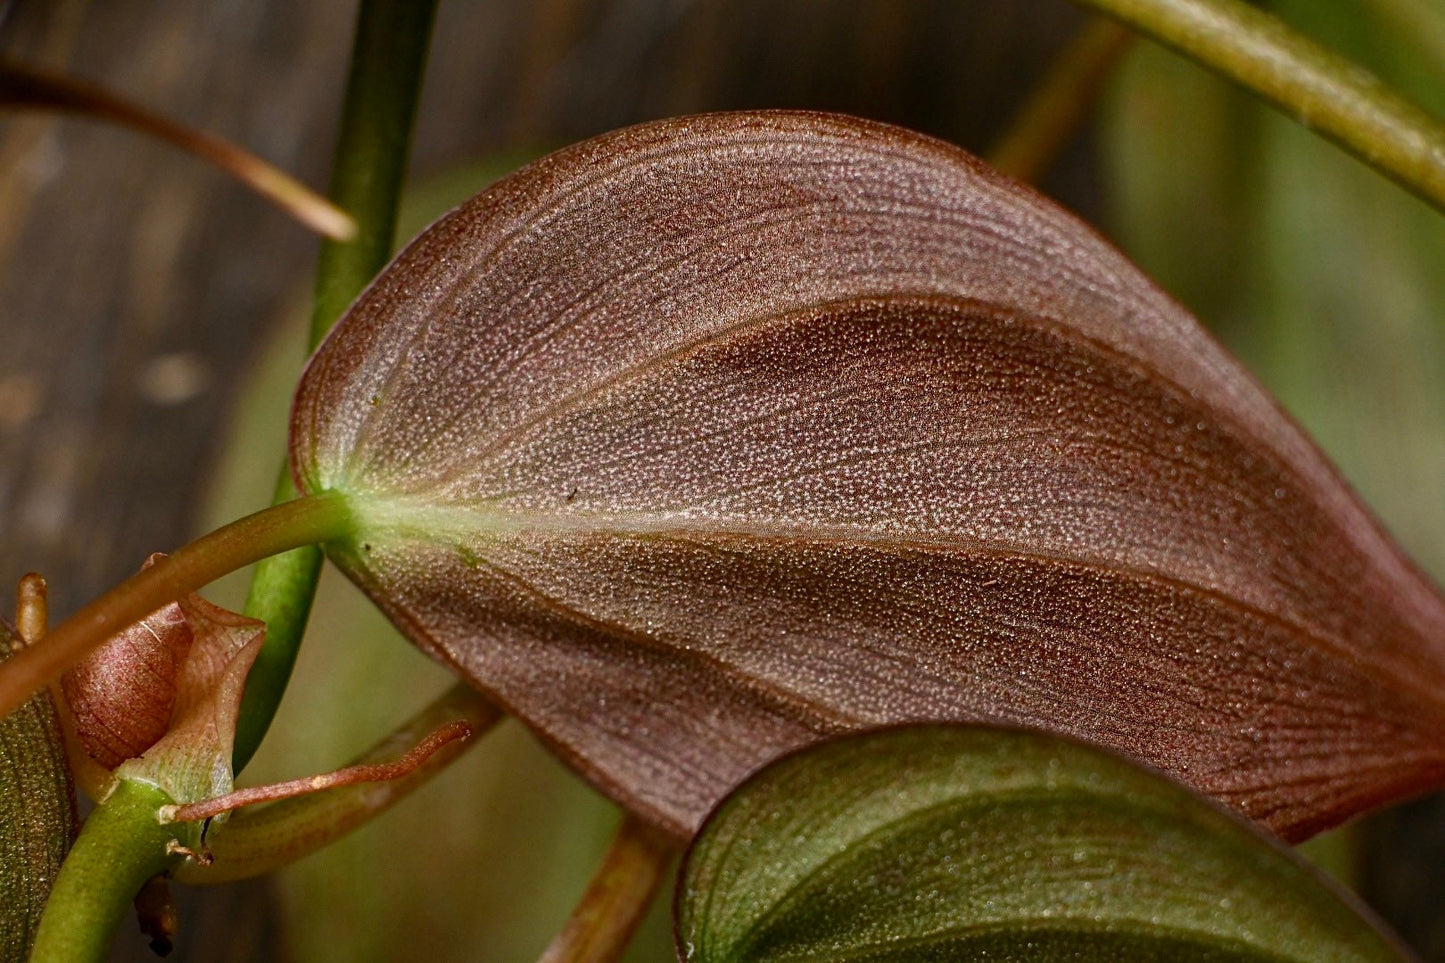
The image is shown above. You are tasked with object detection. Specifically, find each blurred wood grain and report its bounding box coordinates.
[0,0,1093,621]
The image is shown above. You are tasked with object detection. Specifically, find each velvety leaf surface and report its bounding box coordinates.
[289,111,1445,840]
[675,725,1410,963]
[0,620,77,959]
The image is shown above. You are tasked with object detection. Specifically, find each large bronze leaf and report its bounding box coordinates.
[289,111,1445,841]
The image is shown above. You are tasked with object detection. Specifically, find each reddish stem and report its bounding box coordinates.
[0,492,353,721]
[0,61,355,239]
[163,719,472,823]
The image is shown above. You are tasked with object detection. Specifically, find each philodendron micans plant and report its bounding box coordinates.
[4,110,1445,959]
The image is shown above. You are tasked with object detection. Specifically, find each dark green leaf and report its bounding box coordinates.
[676,725,1410,963]
[0,620,77,958]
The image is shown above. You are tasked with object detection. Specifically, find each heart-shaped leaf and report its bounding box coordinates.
[289,110,1445,840]
[1,619,77,958]
[675,724,1410,963]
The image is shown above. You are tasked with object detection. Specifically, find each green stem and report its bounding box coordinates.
[232,478,326,770]
[233,0,439,771]
[29,780,181,963]
[535,814,676,963]
[1070,0,1445,212]
[307,0,439,349]
[0,493,353,721]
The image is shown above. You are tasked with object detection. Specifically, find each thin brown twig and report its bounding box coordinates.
[161,719,473,824]
[536,813,678,963]
[0,60,355,240]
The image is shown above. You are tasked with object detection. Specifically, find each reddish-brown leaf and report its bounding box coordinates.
[289,111,1445,842]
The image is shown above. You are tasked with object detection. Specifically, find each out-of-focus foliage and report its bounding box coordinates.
[1104,0,1445,576]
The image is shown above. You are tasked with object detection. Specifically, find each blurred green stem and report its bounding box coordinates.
[1371,0,1445,73]
[989,17,1135,183]
[1072,0,1445,212]
[29,781,181,963]
[233,0,439,771]
[536,814,676,963]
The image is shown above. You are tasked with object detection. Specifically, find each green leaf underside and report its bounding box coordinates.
[676,726,1406,963]
[292,111,1445,841]
[0,623,77,958]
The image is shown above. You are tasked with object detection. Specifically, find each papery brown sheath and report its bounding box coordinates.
[60,557,194,771]
[60,554,266,780]
[289,111,1445,842]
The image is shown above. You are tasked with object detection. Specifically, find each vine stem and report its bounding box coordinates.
[29,780,181,963]
[164,720,474,823]
[1069,0,1445,211]
[176,683,502,885]
[536,814,677,963]
[0,492,353,721]
[233,0,440,771]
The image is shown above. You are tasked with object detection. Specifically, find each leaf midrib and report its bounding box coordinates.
[339,489,1404,713]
